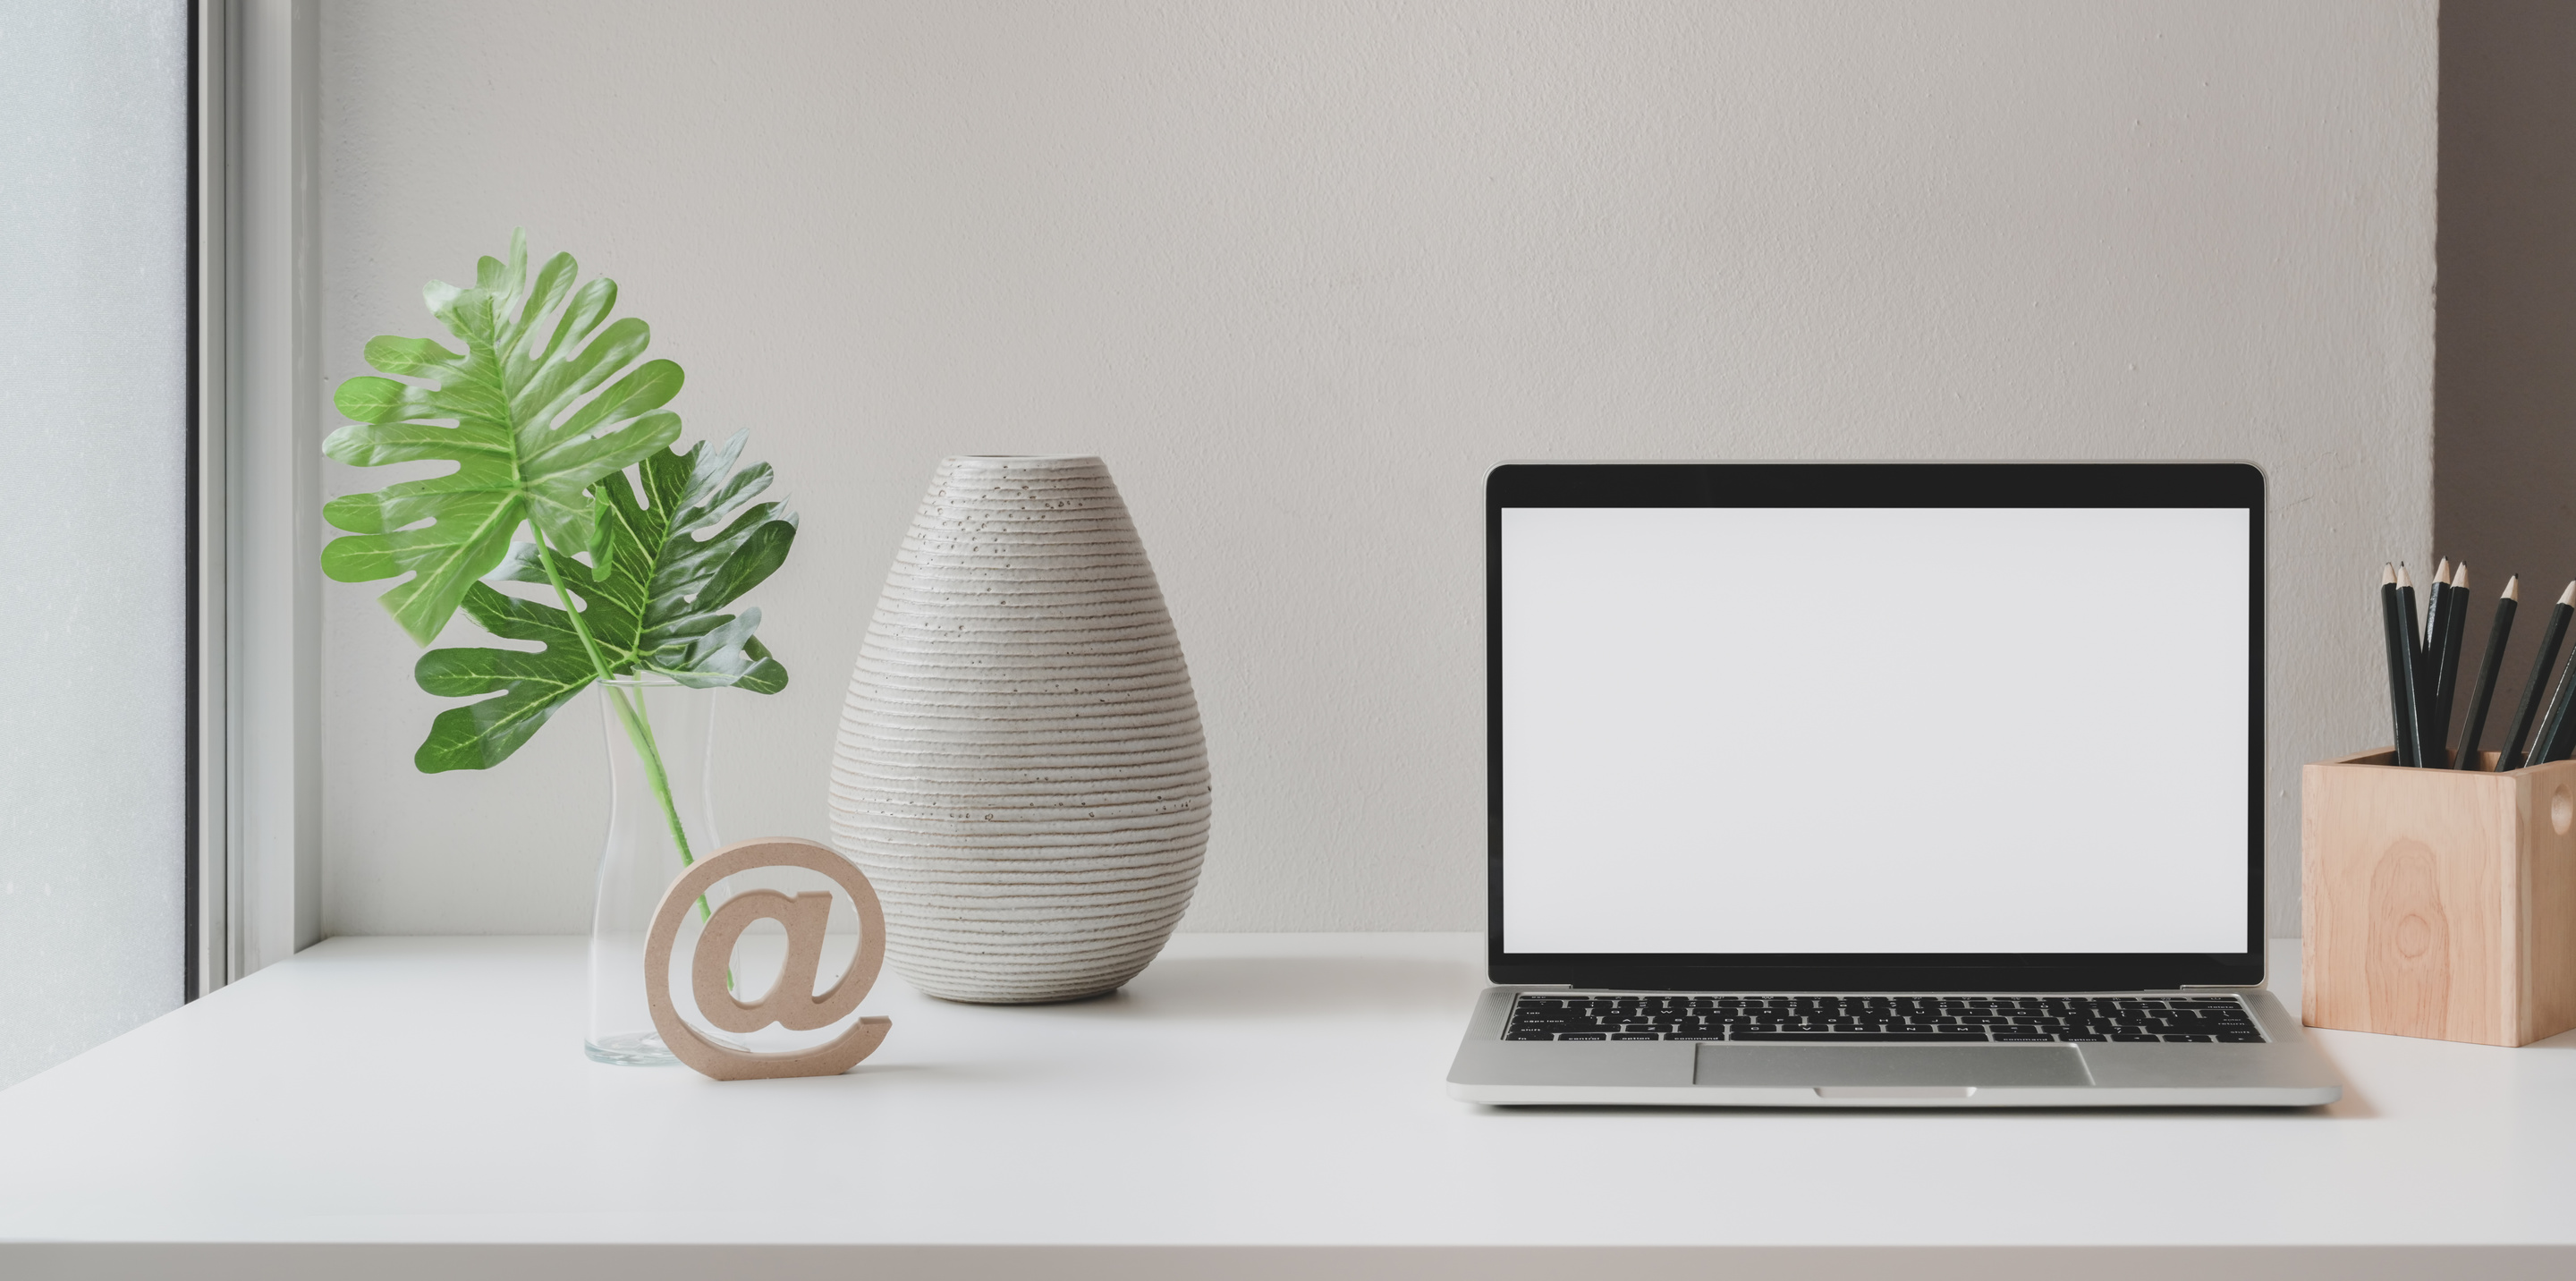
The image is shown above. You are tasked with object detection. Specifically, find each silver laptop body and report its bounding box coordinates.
[1449,462,2342,1107]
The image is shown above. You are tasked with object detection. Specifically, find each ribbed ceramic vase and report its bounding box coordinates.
[828,455,1210,1003]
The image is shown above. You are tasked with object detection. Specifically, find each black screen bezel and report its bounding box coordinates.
[1487,462,2267,991]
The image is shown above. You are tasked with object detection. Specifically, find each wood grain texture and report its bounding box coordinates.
[827,456,1210,1003]
[2362,842,2453,1038]
[2301,748,2576,1047]
[643,837,893,1082]
[693,891,852,1034]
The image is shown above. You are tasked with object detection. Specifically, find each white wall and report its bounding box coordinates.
[318,1,2436,940]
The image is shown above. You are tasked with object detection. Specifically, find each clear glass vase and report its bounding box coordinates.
[585,676,729,1065]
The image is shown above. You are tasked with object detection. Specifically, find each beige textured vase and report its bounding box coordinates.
[827,455,1210,1003]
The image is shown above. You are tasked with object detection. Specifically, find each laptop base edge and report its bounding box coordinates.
[1445,1082,2343,1107]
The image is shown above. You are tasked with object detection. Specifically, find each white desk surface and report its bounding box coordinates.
[2,932,2572,1280]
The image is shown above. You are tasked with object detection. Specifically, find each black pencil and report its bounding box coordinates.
[2498,581,2574,770]
[2396,564,2433,766]
[2380,564,2419,765]
[2454,574,2517,769]
[2419,562,2449,763]
[2423,557,2449,653]
[2399,563,2424,663]
[2421,559,2450,730]
[2429,563,2471,766]
[2535,636,2576,765]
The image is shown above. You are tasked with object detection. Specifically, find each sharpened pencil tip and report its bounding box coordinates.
[2454,564,2470,590]
[2383,563,2397,585]
[2559,581,2575,607]
[2397,565,2414,589]
[2436,558,2452,581]
[2504,575,2520,601]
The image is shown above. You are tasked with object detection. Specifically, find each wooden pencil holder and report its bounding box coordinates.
[2301,749,2576,1047]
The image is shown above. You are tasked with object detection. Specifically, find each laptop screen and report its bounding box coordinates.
[1497,483,2257,965]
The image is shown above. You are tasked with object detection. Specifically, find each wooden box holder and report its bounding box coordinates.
[2301,749,2576,1046]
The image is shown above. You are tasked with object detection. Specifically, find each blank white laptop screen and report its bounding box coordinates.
[1501,506,2250,955]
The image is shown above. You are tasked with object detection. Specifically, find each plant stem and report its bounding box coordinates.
[530,535,712,924]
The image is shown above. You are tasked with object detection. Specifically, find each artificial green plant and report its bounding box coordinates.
[321,229,795,881]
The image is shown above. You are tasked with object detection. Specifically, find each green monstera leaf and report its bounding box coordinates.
[320,229,687,644]
[410,433,798,772]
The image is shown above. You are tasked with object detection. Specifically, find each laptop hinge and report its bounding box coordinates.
[2177,983,2259,990]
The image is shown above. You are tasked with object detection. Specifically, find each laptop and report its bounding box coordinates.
[1447,462,2343,1107]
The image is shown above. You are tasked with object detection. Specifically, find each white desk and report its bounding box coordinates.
[2,933,2572,1279]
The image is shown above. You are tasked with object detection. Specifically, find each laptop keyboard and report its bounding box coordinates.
[1505,993,2267,1043]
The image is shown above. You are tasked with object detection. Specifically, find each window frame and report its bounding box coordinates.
[187,0,322,999]
[187,0,229,1002]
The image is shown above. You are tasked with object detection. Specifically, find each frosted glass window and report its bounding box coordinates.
[0,1,190,1089]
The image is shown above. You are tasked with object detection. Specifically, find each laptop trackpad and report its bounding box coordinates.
[1695,1045,2090,1089]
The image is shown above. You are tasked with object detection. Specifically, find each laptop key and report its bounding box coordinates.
[1511,994,2263,1044]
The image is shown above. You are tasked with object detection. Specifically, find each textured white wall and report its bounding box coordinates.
[318,1,2435,940]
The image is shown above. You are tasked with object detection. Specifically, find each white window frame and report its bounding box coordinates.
[192,0,322,997]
